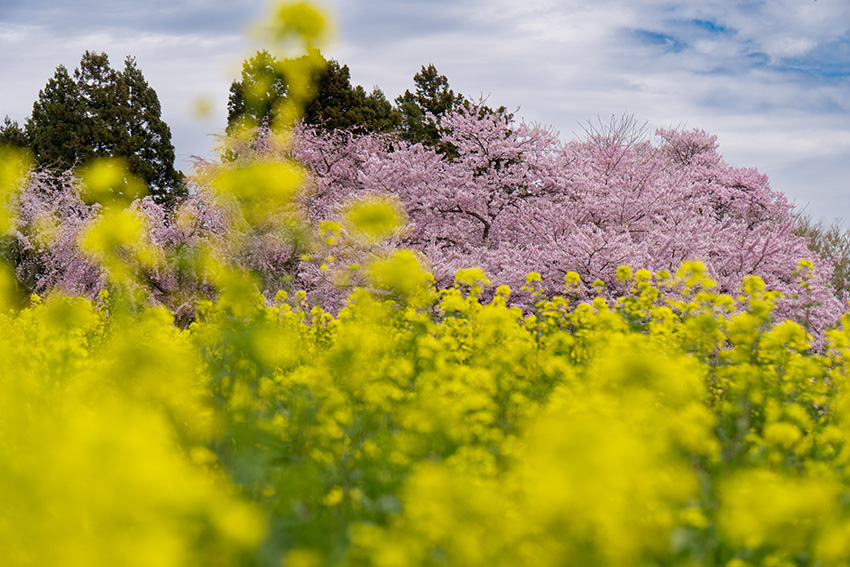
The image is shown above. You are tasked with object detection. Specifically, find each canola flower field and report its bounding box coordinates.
[3,3,850,566]
[3,252,850,566]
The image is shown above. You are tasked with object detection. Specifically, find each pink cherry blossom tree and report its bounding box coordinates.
[10,169,104,298]
[291,103,843,334]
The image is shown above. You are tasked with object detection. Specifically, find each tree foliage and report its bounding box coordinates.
[115,57,183,201]
[26,64,84,170]
[394,63,468,153]
[8,104,845,336]
[0,115,30,149]
[227,50,399,134]
[227,53,495,157]
[289,106,842,336]
[24,52,184,205]
[6,95,845,347]
[795,213,850,300]
[226,50,287,133]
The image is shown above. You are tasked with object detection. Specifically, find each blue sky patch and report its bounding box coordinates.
[631,29,687,53]
[688,19,732,35]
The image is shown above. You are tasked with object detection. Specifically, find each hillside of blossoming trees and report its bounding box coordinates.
[8,99,843,335]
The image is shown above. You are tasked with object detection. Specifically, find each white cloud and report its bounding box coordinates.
[763,36,817,59]
[324,0,849,220]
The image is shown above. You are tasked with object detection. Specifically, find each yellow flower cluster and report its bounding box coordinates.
[0,256,823,566]
[5,144,850,566]
[0,297,263,567]
[3,2,850,566]
[332,261,850,567]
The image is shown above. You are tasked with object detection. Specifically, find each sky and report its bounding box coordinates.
[1,0,849,222]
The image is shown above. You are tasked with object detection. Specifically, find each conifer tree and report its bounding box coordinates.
[24,52,184,205]
[226,50,285,133]
[26,65,85,170]
[351,85,399,132]
[395,64,465,149]
[304,59,399,132]
[0,116,29,149]
[117,56,183,203]
[227,50,399,134]
[74,51,123,158]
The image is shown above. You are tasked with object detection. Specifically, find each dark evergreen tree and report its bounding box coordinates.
[351,86,399,133]
[395,64,466,150]
[226,50,286,133]
[26,65,85,170]
[227,50,399,134]
[74,51,123,159]
[304,59,400,131]
[24,52,184,205]
[117,56,183,203]
[0,116,30,149]
[305,58,364,128]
